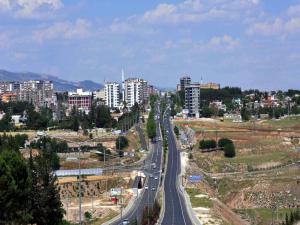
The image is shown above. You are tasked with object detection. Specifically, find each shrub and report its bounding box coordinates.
[224,143,236,158]
[116,136,129,150]
[199,139,216,149]
[218,138,233,148]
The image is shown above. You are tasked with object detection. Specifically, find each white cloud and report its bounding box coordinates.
[247,17,300,36]
[288,4,300,16]
[208,35,240,50]
[109,19,134,33]
[0,0,62,17]
[141,0,261,24]
[0,0,10,11]
[33,19,91,42]
[0,32,10,48]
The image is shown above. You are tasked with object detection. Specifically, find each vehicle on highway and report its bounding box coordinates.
[151,163,156,169]
[151,187,156,191]
[154,176,158,180]
[150,174,153,178]
[144,185,149,190]
[122,219,130,225]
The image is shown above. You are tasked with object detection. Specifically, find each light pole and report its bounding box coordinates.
[78,146,82,225]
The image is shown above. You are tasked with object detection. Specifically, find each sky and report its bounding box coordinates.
[0,0,300,90]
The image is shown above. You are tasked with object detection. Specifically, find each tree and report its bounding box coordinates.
[0,113,13,132]
[0,150,31,224]
[218,138,233,148]
[84,211,92,223]
[199,139,216,149]
[116,136,129,150]
[224,143,236,158]
[173,126,179,138]
[72,116,79,132]
[29,155,65,225]
[241,107,250,121]
[201,106,213,118]
[95,105,114,128]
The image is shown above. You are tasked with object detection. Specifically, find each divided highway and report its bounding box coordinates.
[112,104,163,225]
[161,107,194,225]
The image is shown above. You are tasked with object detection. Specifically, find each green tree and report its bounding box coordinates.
[201,106,213,118]
[95,105,114,128]
[224,143,236,158]
[218,138,233,148]
[199,139,216,149]
[84,211,92,223]
[29,155,65,225]
[0,113,13,132]
[0,150,31,224]
[173,126,179,138]
[116,136,129,150]
[241,107,250,121]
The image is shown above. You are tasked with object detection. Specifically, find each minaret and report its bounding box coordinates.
[121,69,125,102]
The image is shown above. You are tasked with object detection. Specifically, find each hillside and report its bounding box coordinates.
[0,69,103,91]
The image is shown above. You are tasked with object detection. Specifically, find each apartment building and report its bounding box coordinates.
[124,78,148,108]
[104,82,120,109]
[200,82,220,90]
[185,83,201,118]
[0,80,53,107]
[180,76,191,92]
[68,89,93,113]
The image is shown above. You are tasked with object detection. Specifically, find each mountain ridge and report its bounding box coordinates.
[0,69,103,91]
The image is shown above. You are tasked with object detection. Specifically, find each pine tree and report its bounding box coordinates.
[29,155,65,225]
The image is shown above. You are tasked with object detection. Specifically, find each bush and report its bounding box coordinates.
[199,139,216,149]
[224,143,236,158]
[218,138,233,148]
[116,136,129,150]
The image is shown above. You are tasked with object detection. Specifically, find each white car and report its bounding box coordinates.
[154,176,158,180]
[145,185,149,190]
[122,219,130,225]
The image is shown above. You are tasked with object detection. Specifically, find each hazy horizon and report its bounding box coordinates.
[0,0,299,90]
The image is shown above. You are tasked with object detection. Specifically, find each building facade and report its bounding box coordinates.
[0,80,53,107]
[104,82,120,109]
[185,83,201,118]
[68,89,93,113]
[200,82,220,90]
[124,78,148,108]
[180,76,191,92]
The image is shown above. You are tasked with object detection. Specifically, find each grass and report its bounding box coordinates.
[263,116,300,128]
[186,188,213,208]
[90,210,118,225]
[235,208,292,225]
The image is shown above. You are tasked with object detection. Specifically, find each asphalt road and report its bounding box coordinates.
[112,104,163,225]
[161,106,194,225]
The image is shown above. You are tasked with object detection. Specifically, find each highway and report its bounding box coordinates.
[161,106,194,225]
[112,103,163,225]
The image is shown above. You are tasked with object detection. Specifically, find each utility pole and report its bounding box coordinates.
[78,147,82,225]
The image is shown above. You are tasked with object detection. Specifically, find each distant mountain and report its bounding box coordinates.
[0,69,103,91]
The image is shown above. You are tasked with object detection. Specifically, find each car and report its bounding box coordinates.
[122,219,130,225]
[151,187,156,191]
[144,185,149,190]
[150,174,153,178]
[154,176,158,180]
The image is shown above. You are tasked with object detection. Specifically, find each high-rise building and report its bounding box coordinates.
[185,83,201,118]
[124,78,148,108]
[17,80,53,107]
[180,76,191,92]
[104,82,120,109]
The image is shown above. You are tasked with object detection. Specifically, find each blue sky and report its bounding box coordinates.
[0,0,300,90]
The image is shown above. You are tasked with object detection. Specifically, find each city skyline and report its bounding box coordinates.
[0,0,300,90]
